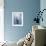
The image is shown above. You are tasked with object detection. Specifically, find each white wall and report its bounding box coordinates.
[40,0,46,9]
[0,0,4,42]
[0,8,4,42]
[40,0,46,45]
[40,0,46,26]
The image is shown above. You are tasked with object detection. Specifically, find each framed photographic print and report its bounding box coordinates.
[12,12,23,26]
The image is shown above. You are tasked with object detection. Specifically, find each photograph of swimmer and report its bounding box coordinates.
[12,12,23,26]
